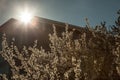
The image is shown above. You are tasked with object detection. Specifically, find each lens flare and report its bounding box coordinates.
[19,11,33,24]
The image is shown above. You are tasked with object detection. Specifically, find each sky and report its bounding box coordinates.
[0,0,120,27]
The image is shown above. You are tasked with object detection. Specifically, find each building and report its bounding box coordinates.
[0,17,83,74]
[0,17,82,50]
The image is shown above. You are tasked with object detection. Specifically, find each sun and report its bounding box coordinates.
[19,11,33,24]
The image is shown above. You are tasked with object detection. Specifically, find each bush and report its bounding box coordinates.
[0,23,120,80]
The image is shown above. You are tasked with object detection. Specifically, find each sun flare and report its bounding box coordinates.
[19,11,33,24]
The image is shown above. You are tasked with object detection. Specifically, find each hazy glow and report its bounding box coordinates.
[19,10,33,24]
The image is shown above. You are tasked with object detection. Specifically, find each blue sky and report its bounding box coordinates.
[0,0,120,27]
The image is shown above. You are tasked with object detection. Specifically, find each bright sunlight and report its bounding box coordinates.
[19,11,33,24]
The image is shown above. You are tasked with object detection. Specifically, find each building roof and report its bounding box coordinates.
[0,17,83,50]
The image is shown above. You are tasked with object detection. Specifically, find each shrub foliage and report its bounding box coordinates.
[0,10,120,80]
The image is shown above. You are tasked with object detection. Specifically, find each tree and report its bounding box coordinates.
[0,10,120,80]
[111,10,120,35]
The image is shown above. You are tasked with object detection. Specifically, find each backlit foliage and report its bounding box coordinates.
[0,10,120,80]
